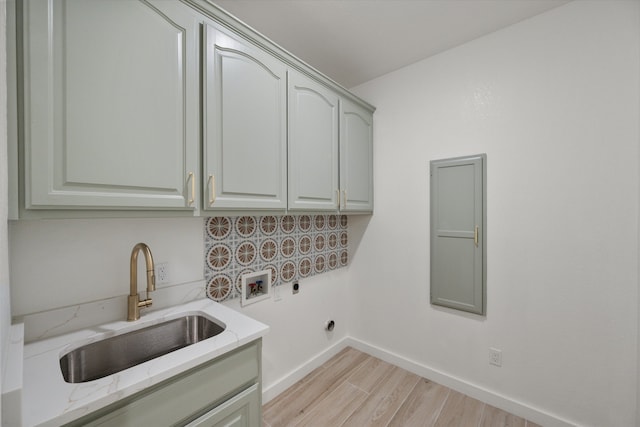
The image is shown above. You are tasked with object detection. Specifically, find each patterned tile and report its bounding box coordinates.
[204,215,348,302]
[259,239,278,263]
[206,273,232,302]
[235,216,258,238]
[206,216,232,240]
[259,215,278,236]
[298,214,312,233]
[206,244,233,271]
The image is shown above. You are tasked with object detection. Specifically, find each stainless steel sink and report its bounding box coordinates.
[60,315,225,383]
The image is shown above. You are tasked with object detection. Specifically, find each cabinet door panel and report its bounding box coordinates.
[23,0,199,209]
[185,384,260,427]
[340,99,373,212]
[430,154,486,315]
[203,24,287,210]
[288,72,339,211]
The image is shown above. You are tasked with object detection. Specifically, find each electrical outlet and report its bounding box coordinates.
[155,262,170,285]
[292,281,299,294]
[273,285,282,302]
[489,348,502,367]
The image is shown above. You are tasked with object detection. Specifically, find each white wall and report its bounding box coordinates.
[224,269,349,400]
[349,1,639,426]
[1,0,10,420]
[9,218,204,316]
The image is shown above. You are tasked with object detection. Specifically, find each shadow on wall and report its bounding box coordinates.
[346,215,372,261]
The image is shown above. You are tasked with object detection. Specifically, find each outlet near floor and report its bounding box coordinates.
[489,348,502,367]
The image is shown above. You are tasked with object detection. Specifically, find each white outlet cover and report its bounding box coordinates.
[489,348,502,367]
[155,262,170,285]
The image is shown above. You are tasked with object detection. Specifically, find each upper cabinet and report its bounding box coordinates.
[202,23,287,211]
[288,75,374,213]
[288,71,340,211]
[10,0,374,218]
[21,0,200,211]
[340,98,374,212]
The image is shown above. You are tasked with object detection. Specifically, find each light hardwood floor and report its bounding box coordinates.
[263,347,542,427]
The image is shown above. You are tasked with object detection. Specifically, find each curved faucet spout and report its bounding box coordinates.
[128,243,156,321]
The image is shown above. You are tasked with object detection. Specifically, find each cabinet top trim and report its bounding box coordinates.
[183,0,376,114]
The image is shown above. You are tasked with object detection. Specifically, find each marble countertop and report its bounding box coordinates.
[21,299,269,427]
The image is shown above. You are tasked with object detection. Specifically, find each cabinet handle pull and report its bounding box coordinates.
[188,172,195,206]
[474,226,479,247]
[209,175,216,206]
[336,189,341,210]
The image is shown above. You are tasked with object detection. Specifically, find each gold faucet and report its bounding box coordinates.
[127,243,156,321]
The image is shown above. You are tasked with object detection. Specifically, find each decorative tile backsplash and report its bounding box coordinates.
[204,215,348,302]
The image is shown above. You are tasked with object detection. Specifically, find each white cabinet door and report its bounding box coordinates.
[203,23,287,211]
[288,71,339,211]
[340,98,373,212]
[22,0,200,210]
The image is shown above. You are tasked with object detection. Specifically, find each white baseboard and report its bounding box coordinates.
[261,337,350,404]
[261,335,578,427]
[345,337,577,427]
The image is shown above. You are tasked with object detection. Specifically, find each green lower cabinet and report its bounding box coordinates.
[185,384,260,427]
[65,341,262,427]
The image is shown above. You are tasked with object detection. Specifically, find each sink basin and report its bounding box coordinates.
[60,315,225,383]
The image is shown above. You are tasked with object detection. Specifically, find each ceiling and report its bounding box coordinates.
[212,0,571,88]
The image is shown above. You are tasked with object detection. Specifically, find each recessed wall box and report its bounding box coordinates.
[241,270,272,306]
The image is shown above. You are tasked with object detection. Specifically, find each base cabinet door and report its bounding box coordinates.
[339,98,374,212]
[288,71,340,211]
[203,23,287,211]
[185,384,260,427]
[22,0,200,210]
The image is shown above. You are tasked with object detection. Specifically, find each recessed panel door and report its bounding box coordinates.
[23,0,200,210]
[339,98,373,212]
[288,71,339,211]
[203,24,287,210]
[430,154,486,315]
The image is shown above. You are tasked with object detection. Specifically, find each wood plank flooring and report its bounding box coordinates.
[263,347,542,427]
